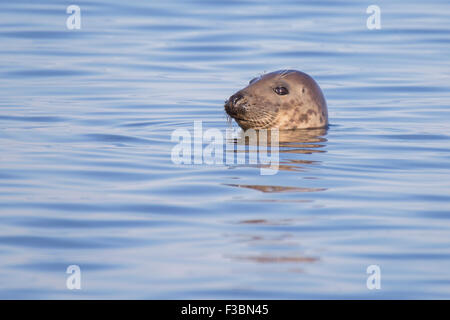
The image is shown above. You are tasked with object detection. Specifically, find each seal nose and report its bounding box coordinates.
[231,93,243,106]
[225,92,246,118]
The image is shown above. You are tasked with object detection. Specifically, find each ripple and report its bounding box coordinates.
[83,133,151,144]
[4,69,94,78]
[224,184,326,193]
[0,31,88,39]
[0,115,67,122]
[378,134,449,141]
[0,235,147,249]
[2,217,176,229]
[10,262,123,272]
[229,254,318,264]
[0,202,208,215]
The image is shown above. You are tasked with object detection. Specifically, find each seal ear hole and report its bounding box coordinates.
[302,88,305,93]
[274,86,289,95]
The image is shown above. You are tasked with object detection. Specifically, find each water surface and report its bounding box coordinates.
[0,0,449,299]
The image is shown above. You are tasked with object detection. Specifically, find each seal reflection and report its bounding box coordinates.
[225,219,319,272]
[226,127,328,173]
[223,128,327,270]
[224,128,327,270]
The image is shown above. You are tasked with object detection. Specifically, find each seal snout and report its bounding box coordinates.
[224,92,247,119]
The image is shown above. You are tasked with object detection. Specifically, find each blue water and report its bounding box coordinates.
[0,0,449,299]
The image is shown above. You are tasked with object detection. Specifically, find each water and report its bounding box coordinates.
[0,0,449,299]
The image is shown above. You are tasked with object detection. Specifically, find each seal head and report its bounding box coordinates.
[225,70,328,130]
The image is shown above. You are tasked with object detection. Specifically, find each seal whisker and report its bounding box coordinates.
[279,69,294,79]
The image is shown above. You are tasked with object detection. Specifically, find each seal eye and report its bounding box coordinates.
[274,86,289,95]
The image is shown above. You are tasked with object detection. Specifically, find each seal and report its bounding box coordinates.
[224,70,328,130]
